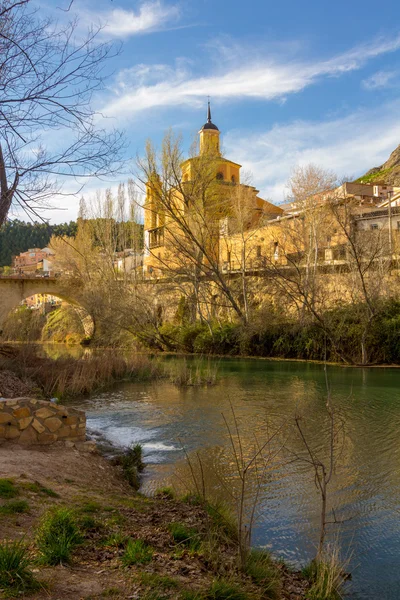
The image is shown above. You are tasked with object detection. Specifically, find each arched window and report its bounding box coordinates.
[216,172,223,180]
[231,175,236,183]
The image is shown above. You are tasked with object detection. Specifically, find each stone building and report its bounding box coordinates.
[143,103,283,276]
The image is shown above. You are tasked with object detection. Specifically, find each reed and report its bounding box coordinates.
[0,345,163,398]
[167,357,219,386]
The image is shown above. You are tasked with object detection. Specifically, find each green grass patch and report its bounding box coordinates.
[102,532,128,548]
[101,588,121,597]
[206,579,248,600]
[0,500,29,515]
[115,444,145,490]
[139,572,180,590]
[180,592,204,600]
[122,539,153,566]
[0,539,40,596]
[36,507,82,565]
[244,549,281,599]
[78,514,104,533]
[0,479,18,499]
[21,481,59,498]
[168,522,201,551]
[155,487,175,499]
[205,501,238,542]
[355,166,394,184]
[79,501,102,513]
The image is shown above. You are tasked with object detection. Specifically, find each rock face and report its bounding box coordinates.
[0,398,86,445]
[359,144,400,185]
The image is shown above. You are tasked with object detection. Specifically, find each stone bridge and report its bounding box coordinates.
[0,276,94,337]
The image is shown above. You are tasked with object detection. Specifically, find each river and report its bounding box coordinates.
[67,357,400,599]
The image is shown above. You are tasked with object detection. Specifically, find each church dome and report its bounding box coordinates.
[201,121,219,131]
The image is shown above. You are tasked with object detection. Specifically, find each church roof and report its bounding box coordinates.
[201,101,219,131]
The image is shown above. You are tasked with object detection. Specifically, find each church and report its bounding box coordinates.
[143,103,283,276]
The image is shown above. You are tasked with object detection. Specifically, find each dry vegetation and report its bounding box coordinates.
[0,345,162,399]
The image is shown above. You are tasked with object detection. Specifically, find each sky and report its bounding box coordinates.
[32,0,400,223]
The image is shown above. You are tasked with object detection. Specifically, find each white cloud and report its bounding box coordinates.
[362,70,398,90]
[223,101,400,204]
[102,34,400,118]
[81,1,180,38]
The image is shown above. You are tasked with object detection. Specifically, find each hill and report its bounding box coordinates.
[356,143,400,185]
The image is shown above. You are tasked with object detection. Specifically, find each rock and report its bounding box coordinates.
[64,440,75,448]
[19,427,38,445]
[5,425,20,440]
[18,416,33,430]
[45,417,62,432]
[35,407,55,419]
[13,407,31,419]
[57,426,71,438]
[37,432,57,445]
[32,419,45,434]
[76,440,97,453]
[0,413,17,426]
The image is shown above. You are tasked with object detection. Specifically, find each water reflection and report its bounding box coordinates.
[67,357,400,600]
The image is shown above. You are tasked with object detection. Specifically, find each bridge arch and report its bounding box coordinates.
[0,277,95,338]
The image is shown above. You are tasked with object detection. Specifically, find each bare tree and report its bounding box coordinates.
[137,132,266,324]
[0,0,125,225]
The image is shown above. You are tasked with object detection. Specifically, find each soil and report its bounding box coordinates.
[0,444,309,600]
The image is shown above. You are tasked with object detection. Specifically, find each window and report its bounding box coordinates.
[216,172,223,180]
[273,241,279,260]
[256,245,261,257]
[370,224,379,230]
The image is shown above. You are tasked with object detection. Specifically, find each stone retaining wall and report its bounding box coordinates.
[0,398,86,445]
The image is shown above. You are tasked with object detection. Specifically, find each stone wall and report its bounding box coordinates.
[0,398,86,445]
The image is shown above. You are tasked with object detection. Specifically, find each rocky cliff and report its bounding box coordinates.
[357,143,400,185]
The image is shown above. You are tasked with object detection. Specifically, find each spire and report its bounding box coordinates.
[207,98,212,123]
[200,98,219,132]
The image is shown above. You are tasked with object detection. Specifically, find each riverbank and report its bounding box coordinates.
[0,443,309,600]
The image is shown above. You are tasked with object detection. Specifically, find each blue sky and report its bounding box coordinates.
[36,0,400,222]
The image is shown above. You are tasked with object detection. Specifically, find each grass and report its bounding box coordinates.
[0,539,39,596]
[168,522,201,551]
[115,444,145,490]
[80,501,102,513]
[138,572,180,590]
[244,549,281,599]
[303,544,350,600]
[205,501,238,543]
[0,479,18,499]
[155,487,175,499]
[0,500,29,515]
[21,481,59,498]
[206,579,248,600]
[102,532,127,548]
[36,507,82,565]
[78,514,104,533]
[122,539,153,566]
[355,166,394,184]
